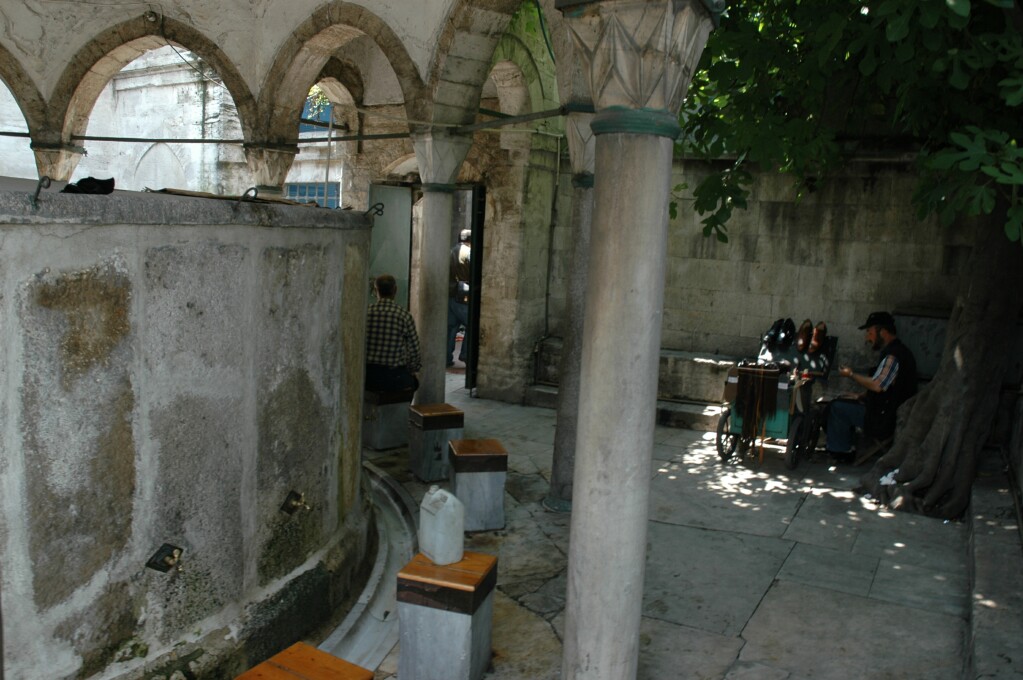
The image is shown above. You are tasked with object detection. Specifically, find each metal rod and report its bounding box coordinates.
[455,105,569,134]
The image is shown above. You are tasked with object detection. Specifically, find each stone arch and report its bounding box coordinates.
[0,42,48,141]
[490,34,548,116]
[133,142,187,190]
[427,0,525,126]
[47,15,256,146]
[257,3,426,145]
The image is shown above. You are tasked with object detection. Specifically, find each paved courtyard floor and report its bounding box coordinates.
[356,375,978,679]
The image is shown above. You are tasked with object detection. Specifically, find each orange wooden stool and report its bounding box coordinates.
[235,642,372,680]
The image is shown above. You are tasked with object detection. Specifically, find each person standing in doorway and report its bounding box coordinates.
[447,228,471,367]
[365,274,421,391]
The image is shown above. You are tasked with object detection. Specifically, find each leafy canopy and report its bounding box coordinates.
[676,0,1023,242]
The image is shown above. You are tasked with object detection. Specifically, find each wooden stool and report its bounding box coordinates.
[408,403,464,482]
[449,438,507,532]
[363,387,416,450]
[235,641,372,679]
[397,551,497,680]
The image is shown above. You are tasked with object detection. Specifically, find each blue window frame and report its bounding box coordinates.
[284,182,341,208]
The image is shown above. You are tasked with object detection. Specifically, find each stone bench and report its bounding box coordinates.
[362,387,416,450]
[397,551,497,680]
[449,438,507,532]
[235,641,372,679]
[408,403,464,482]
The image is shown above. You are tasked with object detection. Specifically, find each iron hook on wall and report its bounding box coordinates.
[30,176,51,209]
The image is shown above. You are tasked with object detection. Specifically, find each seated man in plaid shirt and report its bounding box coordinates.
[365,274,422,392]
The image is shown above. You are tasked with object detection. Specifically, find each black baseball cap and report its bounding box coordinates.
[858,311,896,332]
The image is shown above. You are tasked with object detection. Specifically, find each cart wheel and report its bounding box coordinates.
[716,408,738,462]
[784,415,804,470]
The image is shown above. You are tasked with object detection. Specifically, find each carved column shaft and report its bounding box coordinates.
[558,1,717,679]
[546,110,595,511]
[410,130,471,405]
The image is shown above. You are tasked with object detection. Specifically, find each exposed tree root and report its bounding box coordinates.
[860,217,1023,519]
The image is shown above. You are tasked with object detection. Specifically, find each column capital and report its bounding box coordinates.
[411,129,472,186]
[30,142,85,182]
[243,143,299,193]
[560,0,716,118]
[565,110,596,177]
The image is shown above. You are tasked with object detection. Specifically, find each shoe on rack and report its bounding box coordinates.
[809,321,828,353]
[796,319,813,352]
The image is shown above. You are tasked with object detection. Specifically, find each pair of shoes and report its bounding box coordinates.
[827,449,854,463]
[796,319,813,352]
[809,322,828,353]
[763,318,797,350]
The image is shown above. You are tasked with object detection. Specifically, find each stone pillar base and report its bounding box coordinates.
[398,551,497,680]
[409,403,464,481]
[450,438,507,532]
[362,388,416,450]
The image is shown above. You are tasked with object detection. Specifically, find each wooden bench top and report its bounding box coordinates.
[449,438,507,456]
[449,438,508,472]
[235,642,372,680]
[397,551,498,615]
[408,402,464,429]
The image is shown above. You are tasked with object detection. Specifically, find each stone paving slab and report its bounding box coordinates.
[739,581,966,680]
[644,521,793,635]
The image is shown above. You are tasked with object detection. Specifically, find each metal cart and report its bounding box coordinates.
[716,337,837,469]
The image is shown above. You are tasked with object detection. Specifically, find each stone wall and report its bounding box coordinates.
[539,157,970,398]
[0,189,373,679]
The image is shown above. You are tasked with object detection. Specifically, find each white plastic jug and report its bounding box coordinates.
[419,485,465,565]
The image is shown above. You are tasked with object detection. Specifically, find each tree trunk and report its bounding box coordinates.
[860,213,1023,519]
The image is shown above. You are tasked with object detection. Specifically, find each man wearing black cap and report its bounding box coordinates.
[826,311,918,460]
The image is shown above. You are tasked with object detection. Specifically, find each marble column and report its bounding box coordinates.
[545,110,595,512]
[243,143,299,198]
[556,1,718,678]
[411,130,472,405]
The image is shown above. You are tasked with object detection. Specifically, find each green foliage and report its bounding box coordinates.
[306,85,330,118]
[676,0,1023,243]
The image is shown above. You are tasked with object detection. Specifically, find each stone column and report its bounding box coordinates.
[243,143,299,198]
[544,110,595,512]
[557,1,718,678]
[411,130,471,405]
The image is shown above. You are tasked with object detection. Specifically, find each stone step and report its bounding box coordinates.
[523,384,723,432]
[534,338,738,405]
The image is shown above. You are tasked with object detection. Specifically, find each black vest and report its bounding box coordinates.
[865,338,917,439]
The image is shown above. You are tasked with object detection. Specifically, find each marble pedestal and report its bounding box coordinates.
[408,403,464,482]
[397,551,497,680]
[450,438,507,532]
[362,388,416,450]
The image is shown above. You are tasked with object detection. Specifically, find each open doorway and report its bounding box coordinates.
[368,182,484,390]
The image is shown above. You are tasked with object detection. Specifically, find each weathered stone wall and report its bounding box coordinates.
[541,158,968,393]
[0,190,373,679]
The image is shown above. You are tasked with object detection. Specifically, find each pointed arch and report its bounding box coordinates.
[258,3,427,144]
[0,42,49,141]
[47,15,256,145]
[427,0,523,126]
